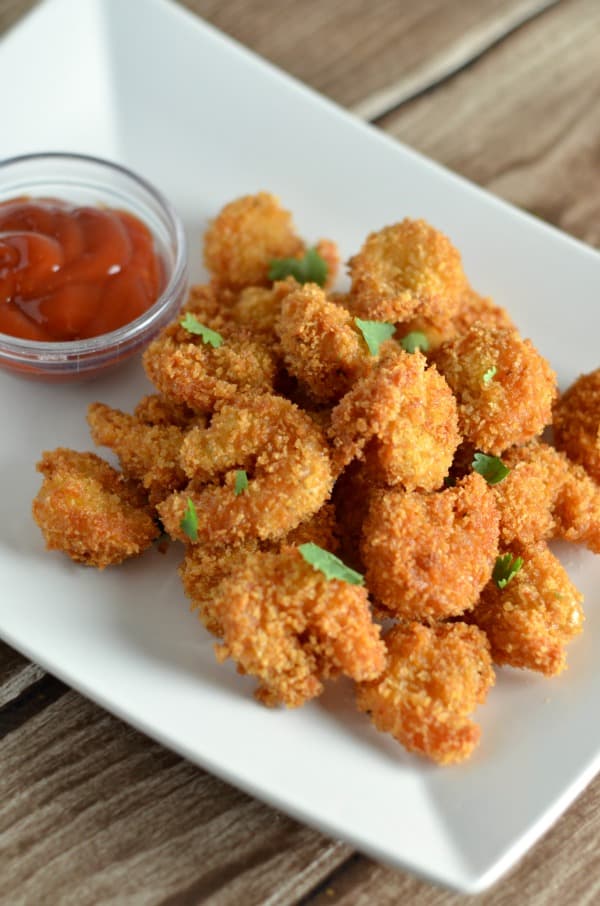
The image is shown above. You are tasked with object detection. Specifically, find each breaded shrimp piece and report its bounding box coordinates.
[554,459,600,553]
[213,546,386,708]
[399,288,515,354]
[361,474,499,621]
[348,219,467,324]
[356,622,494,765]
[180,282,236,332]
[315,237,340,289]
[276,283,374,403]
[134,394,206,429]
[203,192,304,290]
[433,324,557,454]
[497,440,600,553]
[553,368,600,483]
[329,348,459,491]
[143,327,277,415]
[452,287,515,336]
[32,449,158,568]
[228,279,296,344]
[179,505,339,638]
[470,543,584,676]
[180,541,259,638]
[159,394,333,545]
[332,460,382,570]
[282,503,340,552]
[495,441,568,547]
[87,402,188,506]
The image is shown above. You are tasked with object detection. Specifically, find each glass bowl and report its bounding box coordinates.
[0,152,187,380]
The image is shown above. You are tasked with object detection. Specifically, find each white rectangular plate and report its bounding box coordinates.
[2,0,600,893]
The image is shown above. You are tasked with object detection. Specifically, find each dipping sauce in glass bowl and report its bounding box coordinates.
[0,153,187,380]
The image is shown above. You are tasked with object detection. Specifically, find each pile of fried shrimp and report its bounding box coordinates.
[32,192,600,765]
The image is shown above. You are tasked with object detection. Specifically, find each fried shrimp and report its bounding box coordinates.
[203,192,304,290]
[276,283,374,403]
[180,505,339,639]
[348,219,467,324]
[433,324,557,454]
[32,449,158,568]
[361,474,499,621]
[87,402,188,506]
[158,394,333,545]
[142,326,277,415]
[496,441,600,553]
[227,280,296,343]
[212,546,385,708]
[470,544,584,676]
[329,348,459,491]
[553,368,600,483]
[356,622,495,765]
[133,394,205,429]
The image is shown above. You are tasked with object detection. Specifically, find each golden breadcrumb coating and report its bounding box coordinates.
[495,441,568,547]
[329,348,459,491]
[87,402,188,506]
[356,622,494,765]
[496,441,600,553]
[180,505,339,639]
[276,283,373,403]
[180,541,259,638]
[134,394,206,429]
[361,474,499,620]
[452,287,515,336]
[227,279,296,343]
[158,394,333,545]
[470,543,584,676]
[433,324,557,454]
[203,192,304,290]
[332,460,382,571]
[315,237,340,288]
[348,219,467,324]
[213,547,386,708]
[553,368,600,483]
[143,329,277,415]
[32,449,158,568]
[401,288,515,353]
[282,503,340,551]
[554,459,600,553]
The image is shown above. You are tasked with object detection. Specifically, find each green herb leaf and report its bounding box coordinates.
[354,318,396,356]
[180,312,223,348]
[298,542,364,586]
[472,452,510,485]
[482,365,497,385]
[268,247,328,287]
[180,498,199,542]
[492,553,524,589]
[399,331,429,354]
[234,469,248,496]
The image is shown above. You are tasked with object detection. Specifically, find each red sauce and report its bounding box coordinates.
[0,197,164,342]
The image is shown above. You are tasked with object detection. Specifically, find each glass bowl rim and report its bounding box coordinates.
[0,150,187,356]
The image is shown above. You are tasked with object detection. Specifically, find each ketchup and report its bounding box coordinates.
[0,197,164,341]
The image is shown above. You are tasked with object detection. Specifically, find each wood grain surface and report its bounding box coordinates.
[2,0,600,903]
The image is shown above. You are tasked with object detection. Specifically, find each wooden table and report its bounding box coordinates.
[2,1,600,902]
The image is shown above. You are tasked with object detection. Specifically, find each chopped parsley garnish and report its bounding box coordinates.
[179,312,223,348]
[298,543,364,586]
[180,498,199,542]
[234,469,248,496]
[493,553,524,589]
[354,318,396,356]
[482,365,497,385]
[268,247,327,287]
[472,452,510,485]
[399,331,429,354]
